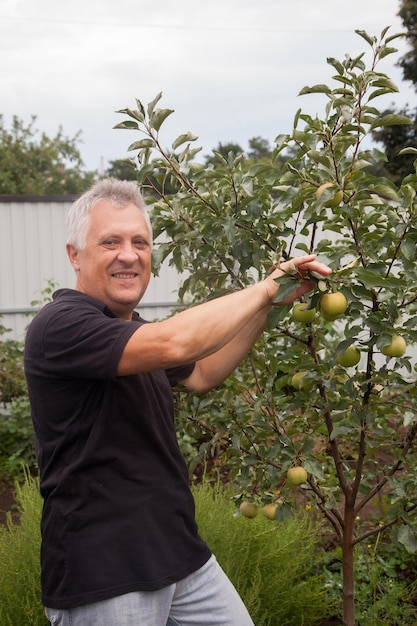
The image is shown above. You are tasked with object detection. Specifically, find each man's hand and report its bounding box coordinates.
[266,254,332,305]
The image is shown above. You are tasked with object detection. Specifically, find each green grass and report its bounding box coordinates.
[0,473,47,625]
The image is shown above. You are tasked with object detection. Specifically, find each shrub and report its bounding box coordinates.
[193,478,333,626]
[0,397,37,480]
[0,337,26,405]
[0,473,46,625]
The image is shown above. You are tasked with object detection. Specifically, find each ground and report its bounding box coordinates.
[0,479,18,526]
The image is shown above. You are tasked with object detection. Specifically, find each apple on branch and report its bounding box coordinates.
[381,334,407,358]
[336,345,361,367]
[262,503,278,520]
[292,303,316,323]
[319,291,348,321]
[239,501,258,519]
[287,466,308,487]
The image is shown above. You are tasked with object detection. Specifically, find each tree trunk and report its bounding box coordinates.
[342,503,356,626]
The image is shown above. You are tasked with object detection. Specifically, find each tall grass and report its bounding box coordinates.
[0,473,47,625]
[193,479,333,626]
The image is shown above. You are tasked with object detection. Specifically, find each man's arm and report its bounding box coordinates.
[181,257,330,393]
[116,255,331,380]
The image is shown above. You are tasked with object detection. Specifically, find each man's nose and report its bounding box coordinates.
[117,242,138,261]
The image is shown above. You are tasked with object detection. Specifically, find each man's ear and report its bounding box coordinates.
[66,244,80,271]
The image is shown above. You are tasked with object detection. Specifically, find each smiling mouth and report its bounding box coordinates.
[112,272,138,279]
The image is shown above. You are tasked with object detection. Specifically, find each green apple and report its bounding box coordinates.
[262,503,278,520]
[287,466,308,486]
[319,292,348,321]
[291,371,313,391]
[239,501,258,519]
[292,303,316,323]
[336,346,361,367]
[381,334,407,358]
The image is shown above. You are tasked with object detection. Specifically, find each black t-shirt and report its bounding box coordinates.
[24,289,211,609]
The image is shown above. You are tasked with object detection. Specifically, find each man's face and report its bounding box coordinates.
[67,200,152,320]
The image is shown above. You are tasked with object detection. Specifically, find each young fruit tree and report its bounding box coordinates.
[115,27,417,626]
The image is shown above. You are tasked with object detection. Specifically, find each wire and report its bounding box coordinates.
[0,13,368,34]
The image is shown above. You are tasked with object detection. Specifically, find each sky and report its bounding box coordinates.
[0,0,413,172]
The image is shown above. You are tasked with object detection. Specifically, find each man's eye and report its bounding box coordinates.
[103,240,118,247]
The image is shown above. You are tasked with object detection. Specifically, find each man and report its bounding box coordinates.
[24,178,331,625]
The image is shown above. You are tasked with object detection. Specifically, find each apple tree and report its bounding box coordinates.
[115,27,417,626]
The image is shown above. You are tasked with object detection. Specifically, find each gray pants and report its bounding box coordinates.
[45,555,254,626]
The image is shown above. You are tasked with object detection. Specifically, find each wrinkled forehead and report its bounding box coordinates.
[88,199,152,239]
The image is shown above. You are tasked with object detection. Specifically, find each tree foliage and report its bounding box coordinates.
[115,27,417,625]
[105,157,139,181]
[371,0,417,184]
[397,0,417,85]
[0,115,95,195]
[372,103,417,184]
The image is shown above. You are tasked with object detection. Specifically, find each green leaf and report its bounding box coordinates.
[370,114,412,130]
[330,425,355,441]
[126,108,145,122]
[327,57,344,74]
[356,268,401,289]
[303,457,324,481]
[398,147,417,155]
[135,98,145,117]
[401,239,416,261]
[150,108,174,132]
[113,120,139,130]
[351,159,373,171]
[172,132,198,150]
[127,139,155,151]
[397,525,417,554]
[272,274,298,304]
[266,305,289,328]
[298,84,332,96]
[370,183,399,201]
[276,502,294,521]
[378,46,399,60]
[355,29,376,46]
[147,92,163,117]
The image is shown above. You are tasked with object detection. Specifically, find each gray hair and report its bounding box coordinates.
[66,178,152,249]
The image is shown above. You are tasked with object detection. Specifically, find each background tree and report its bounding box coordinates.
[371,0,417,184]
[397,0,417,83]
[0,115,95,195]
[115,27,417,625]
[203,141,244,166]
[372,103,417,184]
[246,136,272,160]
[105,158,139,181]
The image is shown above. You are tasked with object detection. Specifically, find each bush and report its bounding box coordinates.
[0,337,27,405]
[0,473,47,626]
[0,397,37,480]
[193,478,333,626]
